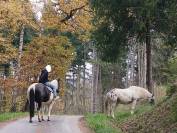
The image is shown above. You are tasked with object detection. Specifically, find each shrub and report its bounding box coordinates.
[166,84,177,97]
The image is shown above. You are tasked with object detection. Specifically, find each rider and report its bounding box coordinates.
[38,65,57,98]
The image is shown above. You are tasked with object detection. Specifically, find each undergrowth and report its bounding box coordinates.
[85,104,153,133]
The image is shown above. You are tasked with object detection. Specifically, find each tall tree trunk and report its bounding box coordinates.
[143,43,147,88]
[126,37,137,87]
[137,42,146,88]
[16,25,24,79]
[12,25,24,112]
[146,19,152,92]
[76,66,81,114]
[83,63,86,112]
[92,47,99,113]
[126,51,130,88]
[83,44,86,112]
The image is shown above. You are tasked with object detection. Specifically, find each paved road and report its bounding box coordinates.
[0,115,84,133]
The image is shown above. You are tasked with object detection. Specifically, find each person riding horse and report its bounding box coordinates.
[39,65,57,98]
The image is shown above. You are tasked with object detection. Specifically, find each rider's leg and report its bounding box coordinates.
[45,82,57,97]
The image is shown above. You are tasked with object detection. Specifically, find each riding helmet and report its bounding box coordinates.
[45,65,52,72]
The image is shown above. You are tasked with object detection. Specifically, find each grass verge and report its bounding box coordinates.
[0,112,28,122]
[85,104,153,133]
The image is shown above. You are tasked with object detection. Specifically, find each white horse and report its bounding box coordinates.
[105,86,155,118]
[27,79,60,123]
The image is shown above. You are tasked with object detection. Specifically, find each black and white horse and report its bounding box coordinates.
[27,79,60,123]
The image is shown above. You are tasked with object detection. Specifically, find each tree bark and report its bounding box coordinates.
[83,44,86,112]
[146,19,152,92]
[16,25,24,80]
[92,47,99,113]
[137,42,146,88]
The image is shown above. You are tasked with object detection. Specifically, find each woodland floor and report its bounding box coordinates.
[86,93,177,133]
[119,93,177,133]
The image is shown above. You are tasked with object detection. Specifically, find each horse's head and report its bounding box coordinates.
[148,94,155,105]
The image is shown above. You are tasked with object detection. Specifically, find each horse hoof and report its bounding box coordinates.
[42,119,45,121]
[47,119,50,121]
[29,120,32,123]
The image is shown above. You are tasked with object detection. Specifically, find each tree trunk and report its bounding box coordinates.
[83,44,86,112]
[12,25,24,112]
[92,47,99,113]
[137,42,146,88]
[16,25,24,79]
[146,19,152,92]
[76,66,81,114]
[126,37,137,87]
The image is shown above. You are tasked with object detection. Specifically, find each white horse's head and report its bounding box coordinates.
[148,93,155,104]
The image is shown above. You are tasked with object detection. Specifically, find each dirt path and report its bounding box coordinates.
[0,115,92,133]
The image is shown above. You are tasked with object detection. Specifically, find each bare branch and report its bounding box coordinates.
[60,3,88,23]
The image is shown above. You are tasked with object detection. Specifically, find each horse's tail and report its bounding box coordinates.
[29,88,35,118]
[24,99,29,112]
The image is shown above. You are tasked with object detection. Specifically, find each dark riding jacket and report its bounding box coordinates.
[39,69,49,84]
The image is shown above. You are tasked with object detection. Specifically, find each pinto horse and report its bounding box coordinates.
[105,86,155,118]
[27,79,60,123]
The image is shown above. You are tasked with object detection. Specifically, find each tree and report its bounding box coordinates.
[20,36,75,95]
[0,0,39,65]
[42,0,93,33]
[91,0,177,91]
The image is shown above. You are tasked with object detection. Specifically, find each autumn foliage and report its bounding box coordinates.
[20,36,75,96]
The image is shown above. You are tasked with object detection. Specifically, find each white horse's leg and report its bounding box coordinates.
[41,105,45,121]
[38,109,41,122]
[111,102,116,118]
[106,100,110,116]
[131,100,137,114]
[47,102,55,121]
[108,101,111,117]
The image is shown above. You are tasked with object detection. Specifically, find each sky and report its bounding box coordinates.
[29,0,46,21]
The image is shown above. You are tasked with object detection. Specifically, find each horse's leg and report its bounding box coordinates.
[29,116,32,123]
[109,101,112,117]
[107,101,110,117]
[131,99,137,114]
[41,105,45,121]
[37,102,42,122]
[111,102,116,118]
[108,101,111,117]
[47,102,55,121]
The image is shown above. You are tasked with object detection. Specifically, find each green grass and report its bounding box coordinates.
[86,113,120,133]
[85,104,153,133]
[0,112,28,122]
[113,104,153,124]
